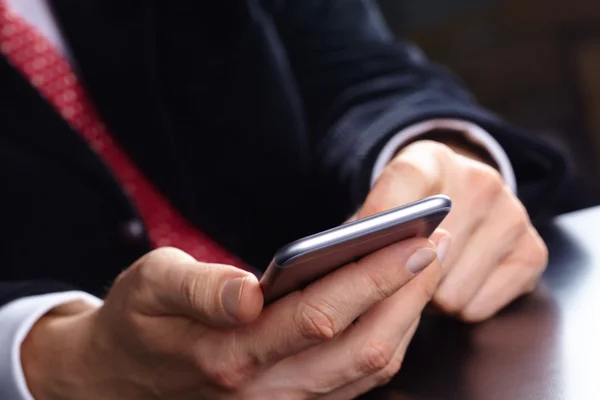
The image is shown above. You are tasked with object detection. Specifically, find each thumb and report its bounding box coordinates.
[125,248,264,328]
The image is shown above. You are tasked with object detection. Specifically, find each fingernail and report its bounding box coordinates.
[436,235,452,264]
[222,277,247,319]
[406,248,437,275]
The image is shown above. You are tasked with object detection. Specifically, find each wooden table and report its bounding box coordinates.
[363,207,600,400]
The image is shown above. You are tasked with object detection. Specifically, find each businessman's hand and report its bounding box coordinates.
[21,241,446,400]
[362,140,548,322]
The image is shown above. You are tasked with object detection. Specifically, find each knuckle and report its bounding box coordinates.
[146,246,190,264]
[356,340,396,376]
[365,271,396,301]
[435,290,467,315]
[375,356,403,386]
[504,192,531,233]
[388,158,440,195]
[136,247,190,282]
[520,228,549,270]
[135,255,164,284]
[508,190,529,216]
[468,175,504,212]
[296,302,338,342]
[475,163,504,186]
[406,140,454,159]
[468,163,504,194]
[427,140,456,160]
[532,237,549,267]
[199,353,256,392]
[506,217,529,240]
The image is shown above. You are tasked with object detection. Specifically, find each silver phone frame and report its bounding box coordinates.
[260,195,452,303]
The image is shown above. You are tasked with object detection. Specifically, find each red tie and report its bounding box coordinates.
[0,2,248,269]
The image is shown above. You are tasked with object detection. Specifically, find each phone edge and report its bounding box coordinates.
[273,194,451,268]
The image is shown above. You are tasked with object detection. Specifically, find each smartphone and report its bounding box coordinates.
[260,195,452,304]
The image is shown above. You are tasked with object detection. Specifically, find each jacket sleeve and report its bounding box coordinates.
[0,281,76,308]
[271,0,570,219]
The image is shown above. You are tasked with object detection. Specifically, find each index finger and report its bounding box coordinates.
[243,237,440,364]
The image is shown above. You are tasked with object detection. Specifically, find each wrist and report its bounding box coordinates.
[21,303,99,400]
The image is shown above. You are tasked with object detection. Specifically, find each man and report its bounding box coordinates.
[0,0,567,399]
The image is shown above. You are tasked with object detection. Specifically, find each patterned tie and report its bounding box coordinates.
[0,1,248,269]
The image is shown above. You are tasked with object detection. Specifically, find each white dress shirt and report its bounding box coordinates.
[0,1,516,398]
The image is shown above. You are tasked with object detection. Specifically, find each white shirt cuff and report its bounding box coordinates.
[370,119,517,193]
[0,292,103,400]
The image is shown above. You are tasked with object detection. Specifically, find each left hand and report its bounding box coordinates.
[358,140,548,322]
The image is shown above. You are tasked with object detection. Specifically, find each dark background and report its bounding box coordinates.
[378,0,600,213]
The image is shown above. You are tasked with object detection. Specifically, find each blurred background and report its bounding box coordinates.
[377,0,600,213]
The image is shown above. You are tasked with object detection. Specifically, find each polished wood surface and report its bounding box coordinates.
[363,207,600,400]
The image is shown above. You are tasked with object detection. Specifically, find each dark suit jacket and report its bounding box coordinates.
[0,0,568,307]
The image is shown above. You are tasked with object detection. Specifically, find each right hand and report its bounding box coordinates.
[22,241,446,400]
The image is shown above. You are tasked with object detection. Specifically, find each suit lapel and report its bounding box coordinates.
[0,57,119,191]
[47,0,194,206]
[43,0,262,214]
[48,0,165,160]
